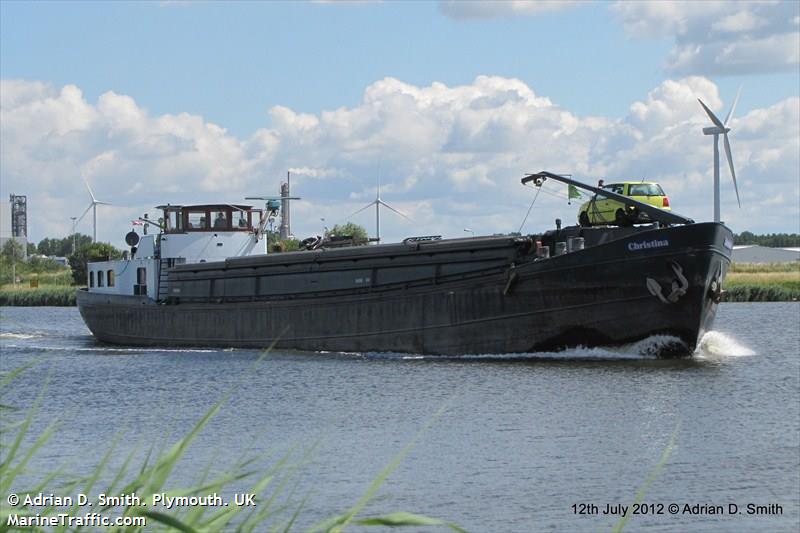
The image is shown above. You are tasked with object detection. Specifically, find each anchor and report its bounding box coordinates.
[646,261,689,304]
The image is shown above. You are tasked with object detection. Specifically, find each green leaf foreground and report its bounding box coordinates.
[611,422,680,533]
[307,399,465,533]
[1,349,465,532]
[356,511,467,532]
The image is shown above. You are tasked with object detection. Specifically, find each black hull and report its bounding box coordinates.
[77,223,732,356]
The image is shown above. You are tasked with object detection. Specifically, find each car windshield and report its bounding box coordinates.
[628,183,664,196]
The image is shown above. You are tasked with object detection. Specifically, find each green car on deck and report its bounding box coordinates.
[577,182,671,227]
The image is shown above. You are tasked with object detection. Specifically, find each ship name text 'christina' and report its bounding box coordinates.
[628,239,670,251]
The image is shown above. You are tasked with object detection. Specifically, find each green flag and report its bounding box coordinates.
[568,184,582,203]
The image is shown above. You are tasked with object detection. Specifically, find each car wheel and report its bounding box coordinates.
[579,212,590,227]
[615,209,631,227]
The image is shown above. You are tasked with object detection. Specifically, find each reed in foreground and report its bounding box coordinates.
[611,423,680,533]
[0,359,465,532]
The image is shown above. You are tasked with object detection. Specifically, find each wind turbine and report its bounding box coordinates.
[77,179,111,242]
[348,175,410,243]
[698,90,741,222]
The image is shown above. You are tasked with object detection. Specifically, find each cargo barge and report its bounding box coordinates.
[76,172,733,356]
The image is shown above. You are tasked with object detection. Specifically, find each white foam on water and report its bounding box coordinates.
[0,332,42,340]
[624,334,688,358]
[277,332,753,362]
[391,335,690,361]
[523,345,649,361]
[694,330,755,361]
[516,335,687,360]
[81,346,219,354]
[2,343,219,354]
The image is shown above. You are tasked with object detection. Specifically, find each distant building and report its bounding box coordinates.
[9,194,27,238]
[732,245,800,263]
[0,196,28,260]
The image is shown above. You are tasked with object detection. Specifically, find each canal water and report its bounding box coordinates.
[1,303,798,532]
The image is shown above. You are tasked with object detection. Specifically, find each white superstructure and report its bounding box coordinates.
[87,204,266,300]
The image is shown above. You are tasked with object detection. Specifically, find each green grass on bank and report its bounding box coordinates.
[28,270,74,285]
[0,286,76,306]
[725,272,800,291]
[729,262,800,273]
[724,262,800,301]
[722,285,800,302]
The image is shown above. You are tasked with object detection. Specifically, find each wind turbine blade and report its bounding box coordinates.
[346,201,377,219]
[378,200,411,220]
[698,98,724,129]
[724,87,741,126]
[723,133,741,208]
[83,178,97,202]
[95,201,113,206]
[76,203,93,223]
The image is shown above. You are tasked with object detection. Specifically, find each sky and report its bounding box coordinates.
[1,0,799,247]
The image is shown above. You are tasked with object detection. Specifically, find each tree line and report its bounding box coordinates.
[2,224,369,286]
[733,232,800,247]
[1,233,120,285]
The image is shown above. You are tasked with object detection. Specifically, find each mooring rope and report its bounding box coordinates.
[518,184,543,234]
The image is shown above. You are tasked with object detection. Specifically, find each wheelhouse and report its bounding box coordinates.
[159,204,261,233]
[86,203,268,300]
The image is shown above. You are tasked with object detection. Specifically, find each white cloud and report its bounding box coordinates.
[1,76,798,247]
[438,0,583,20]
[612,1,800,75]
[712,10,766,33]
[627,77,722,135]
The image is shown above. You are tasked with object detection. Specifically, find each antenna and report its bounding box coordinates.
[698,88,741,222]
[245,194,301,241]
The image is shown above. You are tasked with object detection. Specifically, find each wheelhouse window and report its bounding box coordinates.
[89,271,94,288]
[212,210,230,229]
[234,209,249,229]
[186,211,207,230]
[107,270,115,287]
[165,210,183,232]
[97,270,104,287]
[159,205,260,233]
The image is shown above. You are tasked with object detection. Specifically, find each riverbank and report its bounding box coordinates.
[0,286,75,306]
[723,262,800,302]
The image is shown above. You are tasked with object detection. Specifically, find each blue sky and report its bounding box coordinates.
[3,1,793,134]
[1,1,798,244]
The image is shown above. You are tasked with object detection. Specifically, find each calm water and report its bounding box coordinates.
[1,303,798,532]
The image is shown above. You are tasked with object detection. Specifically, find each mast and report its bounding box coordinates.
[376,174,381,243]
[280,171,291,240]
